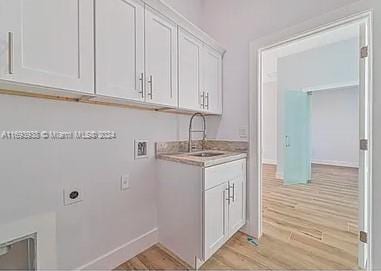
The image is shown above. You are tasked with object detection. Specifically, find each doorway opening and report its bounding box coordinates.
[255,13,372,270]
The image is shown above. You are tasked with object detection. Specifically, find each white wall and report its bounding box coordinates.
[276,37,359,175]
[162,0,204,28]
[263,83,360,168]
[0,95,195,269]
[262,81,277,164]
[278,38,359,91]
[200,0,360,140]
[263,38,359,167]
[311,87,359,167]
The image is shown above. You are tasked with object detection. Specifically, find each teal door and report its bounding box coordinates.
[284,91,311,184]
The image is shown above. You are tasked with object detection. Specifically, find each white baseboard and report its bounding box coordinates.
[76,228,158,271]
[273,160,358,180]
[275,171,283,180]
[312,159,359,168]
[262,159,277,165]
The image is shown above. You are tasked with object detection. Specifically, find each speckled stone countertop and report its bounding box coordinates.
[156,140,248,167]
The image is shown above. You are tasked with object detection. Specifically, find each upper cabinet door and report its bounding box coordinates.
[178,29,202,111]
[202,46,222,114]
[95,0,144,100]
[145,7,177,107]
[0,0,94,93]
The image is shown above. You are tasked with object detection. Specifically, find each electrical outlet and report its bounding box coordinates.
[121,175,130,191]
[239,127,248,139]
[134,140,149,159]
[63,187,82,206]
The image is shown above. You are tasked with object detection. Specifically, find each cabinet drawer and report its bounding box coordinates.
[203,159,245,190]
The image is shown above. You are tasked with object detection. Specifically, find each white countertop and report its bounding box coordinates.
[156,150,247,167]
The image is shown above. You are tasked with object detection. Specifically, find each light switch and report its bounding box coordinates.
[121,175,130,191]
[239,127,248,139]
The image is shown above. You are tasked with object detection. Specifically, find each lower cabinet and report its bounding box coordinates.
[204,160,246,260]
[158,158,246,268]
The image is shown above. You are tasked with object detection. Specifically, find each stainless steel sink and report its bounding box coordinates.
[188,152,225,158]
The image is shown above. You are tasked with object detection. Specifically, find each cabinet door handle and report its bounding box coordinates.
[205,92,209,110]
[138,73,144,98]
[148,75,153,99]
[230,183,235,202]
[225,186,230,204]
[8,32,14,74]
[200,92,205,108]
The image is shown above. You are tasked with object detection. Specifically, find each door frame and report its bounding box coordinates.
[248,11,373,270]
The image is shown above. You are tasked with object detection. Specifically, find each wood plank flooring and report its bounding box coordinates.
[115,164,359,270]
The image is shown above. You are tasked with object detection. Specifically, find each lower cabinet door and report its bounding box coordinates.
[228,176,246,238]
[203,182,229,260]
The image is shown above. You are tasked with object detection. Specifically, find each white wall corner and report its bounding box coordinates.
[76,228,158,271]
[275,171,284,180]
[239,223,250,236]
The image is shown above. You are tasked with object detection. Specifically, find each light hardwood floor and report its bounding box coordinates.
[115,164,359,270]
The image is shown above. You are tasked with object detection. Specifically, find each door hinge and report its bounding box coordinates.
[360,231,368,244]
[360,139,369,151]
[361,46,369,58]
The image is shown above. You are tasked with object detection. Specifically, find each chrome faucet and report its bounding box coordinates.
[188,113,207,152]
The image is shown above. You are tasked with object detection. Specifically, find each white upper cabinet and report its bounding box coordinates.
[95,0,144,100]
[145,7,177,107]
[0,0,224,112]
[202,46,222,114]
[0,0,94,93]
[178,32,223,114]
[178,29,202,111]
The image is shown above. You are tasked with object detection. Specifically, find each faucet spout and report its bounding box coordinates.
[188,113,207,152]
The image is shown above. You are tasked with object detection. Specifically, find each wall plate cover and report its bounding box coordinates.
[63,187,82,206]
[121,175,130,191]
[134,140,149,159]
[239,127,248,139]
